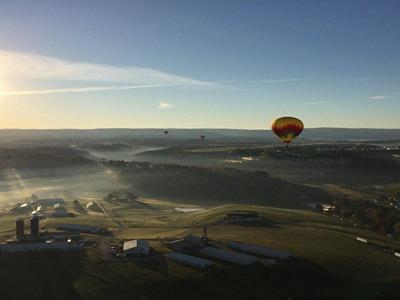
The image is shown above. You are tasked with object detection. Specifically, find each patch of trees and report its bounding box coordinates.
[333,198,400,236]
[0,147,93,170]
[104,191,138,203]
[106,161,331,207]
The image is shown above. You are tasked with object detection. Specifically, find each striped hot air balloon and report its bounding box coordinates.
[271,116,304,147]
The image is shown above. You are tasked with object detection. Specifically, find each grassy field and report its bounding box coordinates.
[1,197,400,299]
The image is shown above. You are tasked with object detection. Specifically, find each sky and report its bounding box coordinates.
[0,0,399,129]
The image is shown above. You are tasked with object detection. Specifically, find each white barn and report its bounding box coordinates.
[123,240,150,256]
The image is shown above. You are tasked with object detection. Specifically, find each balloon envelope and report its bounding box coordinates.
[271,117,304,144]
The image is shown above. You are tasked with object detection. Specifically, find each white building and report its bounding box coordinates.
[123,240,150,256]
[356,237,368,243]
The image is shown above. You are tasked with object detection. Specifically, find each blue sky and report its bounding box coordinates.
[0,0,399,129]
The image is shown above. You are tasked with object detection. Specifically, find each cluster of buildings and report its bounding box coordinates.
[163,227,291,269]
[11,198,72,218]
[0,217,82,252]
[356,236,400,259]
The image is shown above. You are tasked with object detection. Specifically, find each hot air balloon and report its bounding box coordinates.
[200,135,205,141]
[164,130,169,135]
[271,116,304,148]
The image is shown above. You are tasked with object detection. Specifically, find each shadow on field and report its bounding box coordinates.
[130,249,169,275]
[139,257,340,300]
[0,250,86,299]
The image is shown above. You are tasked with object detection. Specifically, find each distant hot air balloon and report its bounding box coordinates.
[164,130,169,135]
[200,135,205,141]
[271,116,304,148]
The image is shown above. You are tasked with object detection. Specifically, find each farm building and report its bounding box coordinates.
[199,247,258,266]
[40,231,80,241]
[322,204,335,212]
[51,204,70,217]
[33,198,65,207]
[0,241,82,252]
[86,201,102,212]
[166,235,205,252]
[168,252,213,269]
[356,237,368,243]
[225,211,263,223]
[123,240,150,256]
[227,211,259,219]
[57,223,106,234]
[227,241,291,259]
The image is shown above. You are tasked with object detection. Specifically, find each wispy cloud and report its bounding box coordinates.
[159,101,174,109]
[369,89,400,101]
[0,49,211,95]
[262,78,309,84]
[0,84,182,96]
[369,95,388,100]
[305,101,328,105]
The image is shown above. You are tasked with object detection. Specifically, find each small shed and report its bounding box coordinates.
[123,240,150,256]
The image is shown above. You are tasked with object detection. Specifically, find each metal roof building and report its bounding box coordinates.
[33,198,65,206]
[168,252,213,269]
[356,237,368,243]
[123,240,150,255]
[199,247,258,266]
[166,235,205,252]
[57,223,106,234]
[0,241,82,252]
[227,241,292,259]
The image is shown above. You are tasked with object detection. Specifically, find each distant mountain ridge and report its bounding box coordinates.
[0,128,399,142]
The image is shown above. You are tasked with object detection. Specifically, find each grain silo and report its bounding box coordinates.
[16,219,25,239]
[30,217,39,239]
